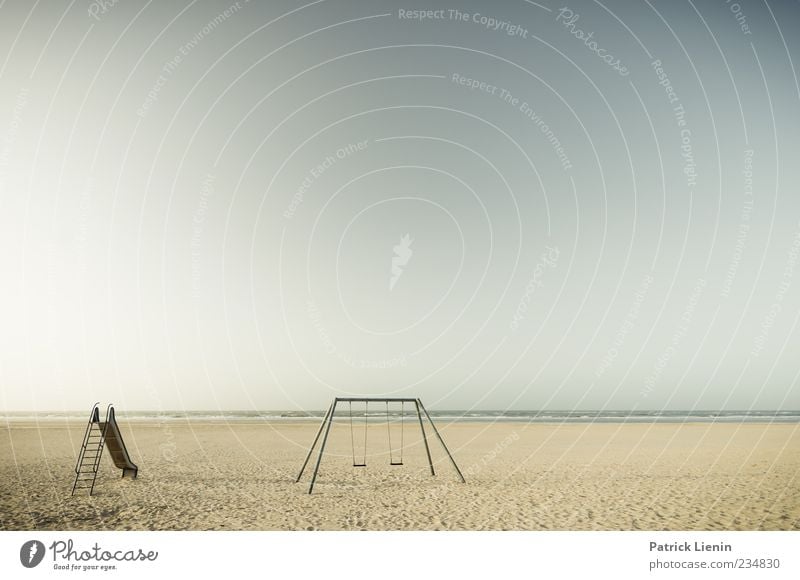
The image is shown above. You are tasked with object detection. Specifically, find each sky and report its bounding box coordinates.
[0,0,799,412]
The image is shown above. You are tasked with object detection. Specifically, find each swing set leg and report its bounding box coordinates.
[414,399,435,476]
[308,400,338,494]
[296,402,334,482]
[418,399,466,483]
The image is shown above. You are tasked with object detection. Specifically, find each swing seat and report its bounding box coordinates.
[352,462,367,467]
[389,461,403,466]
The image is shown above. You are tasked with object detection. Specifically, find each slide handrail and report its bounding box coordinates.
[103,404,113,437]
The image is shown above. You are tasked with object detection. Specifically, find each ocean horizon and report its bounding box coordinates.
[3,409,799,424]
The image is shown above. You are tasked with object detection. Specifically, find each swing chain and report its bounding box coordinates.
[386,401,405,466]
[349,401,367,467]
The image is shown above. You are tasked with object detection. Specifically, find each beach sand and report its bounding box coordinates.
[1,420,798,530]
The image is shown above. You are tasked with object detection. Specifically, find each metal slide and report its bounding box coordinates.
[99,406,138,479]
[72,403,138,496]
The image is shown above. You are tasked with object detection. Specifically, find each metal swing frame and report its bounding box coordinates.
[296,397,466,493]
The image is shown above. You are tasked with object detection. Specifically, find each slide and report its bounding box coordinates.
[99,406,138,479]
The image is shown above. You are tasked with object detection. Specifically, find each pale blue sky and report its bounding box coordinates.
[0,0,798,411]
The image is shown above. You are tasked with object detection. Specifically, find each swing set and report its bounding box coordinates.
[296,397,465,493]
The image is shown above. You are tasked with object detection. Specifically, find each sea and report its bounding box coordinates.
[3,410,799,424]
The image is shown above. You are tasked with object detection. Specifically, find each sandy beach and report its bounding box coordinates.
[1,420,798,531]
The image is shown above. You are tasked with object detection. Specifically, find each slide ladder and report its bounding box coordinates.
[71,403,106,496]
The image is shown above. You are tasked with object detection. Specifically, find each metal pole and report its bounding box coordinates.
[295,402,334,483]
[308,399,338,494]
[414,399,435,476]
[418,399,465,483]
